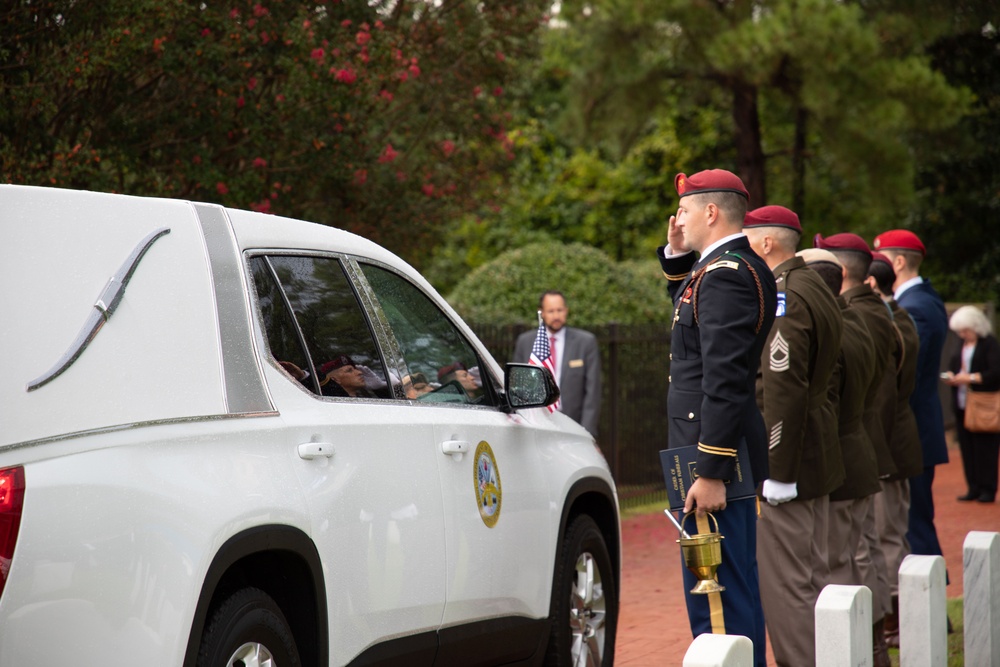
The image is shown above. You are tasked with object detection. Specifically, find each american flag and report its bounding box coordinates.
[529,312,560,412]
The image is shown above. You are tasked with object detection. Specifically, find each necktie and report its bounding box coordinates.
[550,335,557,372]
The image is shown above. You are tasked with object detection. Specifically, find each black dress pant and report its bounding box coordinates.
[956,408,1000,499]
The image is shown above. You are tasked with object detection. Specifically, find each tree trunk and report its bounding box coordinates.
[731,81,766,208]
[792,105,808,220]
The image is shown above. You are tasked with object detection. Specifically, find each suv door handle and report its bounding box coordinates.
[298,442,335,460]
[441,440,469,461]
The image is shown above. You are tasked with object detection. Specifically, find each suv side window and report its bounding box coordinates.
[250,255,391,399]
[360,263,496,407]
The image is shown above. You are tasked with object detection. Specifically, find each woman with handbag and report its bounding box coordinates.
[942,305,1000,503]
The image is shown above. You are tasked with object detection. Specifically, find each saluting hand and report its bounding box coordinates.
[667,209,690,254]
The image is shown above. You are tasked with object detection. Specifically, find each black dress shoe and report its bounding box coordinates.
[957,492,979,501]
[977,493,996,503]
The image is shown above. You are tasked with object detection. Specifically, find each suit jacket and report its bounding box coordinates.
[896,279,949,467]
[948,333,1000,412]
[514,326,602,438]
[657,236,777,486]
[756,256,844,499]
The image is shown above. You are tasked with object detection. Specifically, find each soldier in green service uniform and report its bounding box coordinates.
[743,206,844,667]
[814,232,897,667]
[867,250,924,649]
[798,249,882,594]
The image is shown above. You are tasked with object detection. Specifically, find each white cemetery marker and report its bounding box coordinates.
[815,584,872,667]
[899,554,947,667]
[964,531,1000,667]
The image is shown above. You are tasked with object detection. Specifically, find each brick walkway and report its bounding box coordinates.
[615,441,1000,666]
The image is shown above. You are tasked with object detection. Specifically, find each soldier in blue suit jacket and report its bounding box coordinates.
[873,230,949,560]
[658,169,776,667]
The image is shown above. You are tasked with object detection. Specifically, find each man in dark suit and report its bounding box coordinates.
[872,230,949,562]
[657,169,776,667]
[514,291,602,438]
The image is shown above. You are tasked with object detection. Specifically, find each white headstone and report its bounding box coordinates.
[964,531,1000,666]
[899,554,947,667]
[683,633,754,667]
[815,584,872,667]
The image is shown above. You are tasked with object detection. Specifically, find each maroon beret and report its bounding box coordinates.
[814,233,872,258]
[873,229,926,256]
[319,355,355,376]
[871,251,893,266]
[675,169,749,201]
[437,361,466,382]
[743,205,801,232]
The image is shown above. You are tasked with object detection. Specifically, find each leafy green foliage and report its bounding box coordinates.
[911,25,1000,303]
[445,241,670,326]
[0,0,547,265]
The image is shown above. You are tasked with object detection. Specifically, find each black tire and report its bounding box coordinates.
[197,587,301,667]
[545,514,618,667]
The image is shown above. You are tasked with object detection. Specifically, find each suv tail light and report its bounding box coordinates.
[0,467,25,599]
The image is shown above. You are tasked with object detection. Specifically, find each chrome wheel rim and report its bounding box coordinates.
[226,642,275,667]
[569,551,607,667]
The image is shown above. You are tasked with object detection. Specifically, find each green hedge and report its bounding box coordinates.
[446,241,671,326]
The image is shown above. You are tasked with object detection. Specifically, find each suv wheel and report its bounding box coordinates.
[197,587,301,667]
[546,514,617,667]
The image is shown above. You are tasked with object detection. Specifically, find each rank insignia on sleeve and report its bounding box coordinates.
[769,330,790,372]
[775,292,786,317]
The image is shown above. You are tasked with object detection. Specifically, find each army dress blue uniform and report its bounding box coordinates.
[659,235,776,667]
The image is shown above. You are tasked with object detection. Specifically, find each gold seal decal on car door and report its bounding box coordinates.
[473,440,502,528]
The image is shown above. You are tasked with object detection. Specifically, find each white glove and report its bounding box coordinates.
[762,479,798,506]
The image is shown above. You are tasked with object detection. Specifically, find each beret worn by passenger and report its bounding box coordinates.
[871,251,893,266]
[743,205,801,232]
[873,229,926,256]
[814,232,872,258]
[675,169,749,201]
[796,248,842,267]
[319,355,355,376]
[437,361,466,381]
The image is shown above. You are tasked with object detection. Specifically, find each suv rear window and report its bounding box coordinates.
[250,255,391,399]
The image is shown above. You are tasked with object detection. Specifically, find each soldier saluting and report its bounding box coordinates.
[657,169,776,667]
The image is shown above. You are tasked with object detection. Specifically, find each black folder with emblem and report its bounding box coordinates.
[659,445,756,511]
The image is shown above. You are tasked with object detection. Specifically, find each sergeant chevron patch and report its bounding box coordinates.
[769,331,790,372]
[769,421,783,450]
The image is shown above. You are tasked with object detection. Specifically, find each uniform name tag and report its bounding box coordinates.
[705,260,739,272]
[569,359,584,368]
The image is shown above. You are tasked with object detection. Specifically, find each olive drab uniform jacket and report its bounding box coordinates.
[828,302,882,502]
[841,284,898,478]
[887,300,924,480]
[755,256,845,500]
[659,236,777,487]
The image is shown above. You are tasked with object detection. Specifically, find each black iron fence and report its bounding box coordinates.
[473,322,671,509]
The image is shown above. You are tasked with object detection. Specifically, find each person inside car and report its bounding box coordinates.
[437,361,483,402]
[320,355,380,398]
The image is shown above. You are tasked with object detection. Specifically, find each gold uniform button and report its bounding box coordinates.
[669,353,673,361]
[688,412,695,419]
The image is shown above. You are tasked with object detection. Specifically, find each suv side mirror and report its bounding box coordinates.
[504,363,560,411]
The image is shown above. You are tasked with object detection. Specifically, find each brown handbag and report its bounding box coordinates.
[964,390,1000,433]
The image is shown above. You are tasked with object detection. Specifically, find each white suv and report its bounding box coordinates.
[0,185,619,667]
